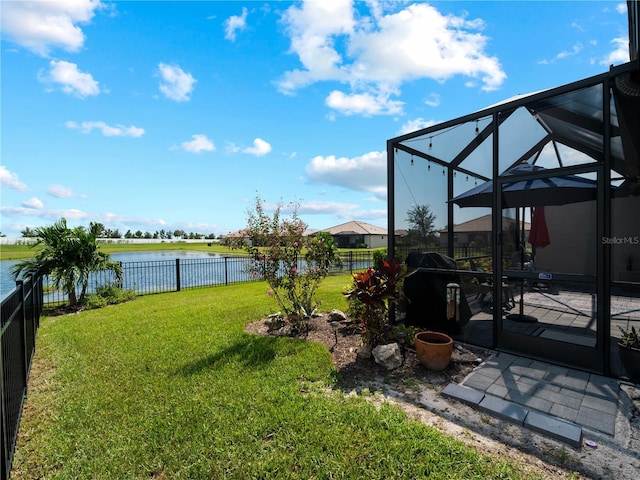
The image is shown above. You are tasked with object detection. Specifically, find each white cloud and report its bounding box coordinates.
[297,200,387,222]
[398,118,437,135]
[224,7,248,41]
[0,166,28,191]
[242,138,272,156]
[298,200,360,216]
[424,93,441,108]
[278,0,354,92]
[278,1,506,116]
[179,134,215,153]
[158,63,196,102]
[227,138,273,156]
[0,208,176,237]
[0,0,103,56]
[47,184,85,198]
[325,90,403,116]
[556,43,583,60]
[22,197,44,209]
[66,120,145,137]
[600,37,630,66]
[0,206,88,221]
[305,150,387,200]
[570,21,585,33]
[39,60,100,97]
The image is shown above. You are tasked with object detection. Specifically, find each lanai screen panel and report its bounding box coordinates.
[393,149,449,254]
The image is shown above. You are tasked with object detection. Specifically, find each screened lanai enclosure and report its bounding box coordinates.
[387,52,640,378]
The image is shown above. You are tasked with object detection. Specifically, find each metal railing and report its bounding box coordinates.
[1,273,43,480]
[40,251,377,306]
[35,249,492,306]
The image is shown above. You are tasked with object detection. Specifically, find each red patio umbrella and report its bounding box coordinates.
[528,206,550,249]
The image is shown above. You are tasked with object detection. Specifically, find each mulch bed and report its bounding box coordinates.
[244,312,493,391]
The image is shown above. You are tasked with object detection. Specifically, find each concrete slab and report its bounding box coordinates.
[478,394,528,424]
[585,377,619,397]
[556,372,589,391]
[471,366,504,380]
[523,395,553,413]
[442,383,485,406]
[576,406,616,436]
[462,372,496,391]
[536,387,583,410]
[486,383,509,398]
[549,403,580,423]
[581,394,618,415]
[524,411,583,448]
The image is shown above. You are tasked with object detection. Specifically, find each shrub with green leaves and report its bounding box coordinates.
[244,196,338,331]
[82,284,136,310]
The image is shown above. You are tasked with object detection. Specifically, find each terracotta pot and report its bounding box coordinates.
[618,342,640,382]
[414,331,453,371]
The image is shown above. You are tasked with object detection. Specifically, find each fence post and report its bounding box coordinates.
[1,319,7,480]
[224,257,229,286]
[17,281,28,389]
[176,259,181,292]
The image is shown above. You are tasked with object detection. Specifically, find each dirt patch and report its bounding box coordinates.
[246,313,640,480]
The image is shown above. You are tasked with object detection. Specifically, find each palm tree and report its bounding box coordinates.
[10,219,123,307]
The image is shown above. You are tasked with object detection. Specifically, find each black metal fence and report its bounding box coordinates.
[1,273,43,480]
[40,251,377,306]
[36,249,492,306]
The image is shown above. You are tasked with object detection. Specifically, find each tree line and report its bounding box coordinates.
[20,223,216,240]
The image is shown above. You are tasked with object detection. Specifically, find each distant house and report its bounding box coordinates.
[315,221,388,249]
[438,214,529,248]
[219,229,251,247]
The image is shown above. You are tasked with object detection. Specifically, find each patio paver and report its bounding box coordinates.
[442,352,623,446]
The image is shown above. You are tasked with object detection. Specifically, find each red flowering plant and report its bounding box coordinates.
[245,195,340,332]
[344,258,407,347]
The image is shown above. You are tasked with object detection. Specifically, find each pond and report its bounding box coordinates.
[1,249,372,304]
[0,251,226,301]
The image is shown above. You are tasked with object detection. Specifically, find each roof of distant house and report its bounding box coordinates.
[319,221,387,236]
[438,214,529,233]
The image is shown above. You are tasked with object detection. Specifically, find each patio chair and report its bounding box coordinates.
[469,259,515,311]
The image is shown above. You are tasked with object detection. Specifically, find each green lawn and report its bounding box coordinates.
[0,242,242,261]
[13,274,539,479]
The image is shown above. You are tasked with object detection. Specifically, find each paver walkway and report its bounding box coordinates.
[443,352,622,447]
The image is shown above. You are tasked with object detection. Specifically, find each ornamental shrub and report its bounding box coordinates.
[244,196,337,331]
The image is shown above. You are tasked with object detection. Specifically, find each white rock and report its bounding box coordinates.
[328,309,347,322]
[372,343,403,370]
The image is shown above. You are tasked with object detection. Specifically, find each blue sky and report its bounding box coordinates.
[0,0,632,238]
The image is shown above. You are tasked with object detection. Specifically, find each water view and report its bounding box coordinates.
[0,250,229,301]
[1,250,372,303]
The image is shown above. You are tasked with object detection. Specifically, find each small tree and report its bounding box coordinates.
[11,219,122,307]
[21,227,37,237]
[406,204,437,246]
[244,196,334,331]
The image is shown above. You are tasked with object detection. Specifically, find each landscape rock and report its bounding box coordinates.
[327,309,347,323]
[372,343,403,370]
